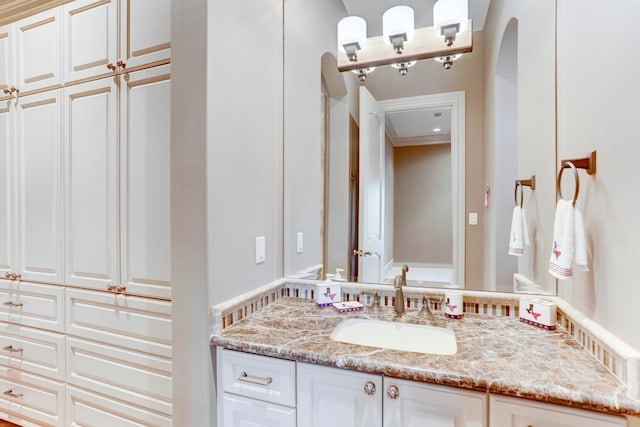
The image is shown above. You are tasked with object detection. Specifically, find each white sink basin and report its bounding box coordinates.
[330,318,457,355]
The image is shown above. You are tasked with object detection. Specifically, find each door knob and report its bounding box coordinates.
[353,249,372,257]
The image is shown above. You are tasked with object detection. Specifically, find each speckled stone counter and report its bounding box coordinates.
[211,297,640,417]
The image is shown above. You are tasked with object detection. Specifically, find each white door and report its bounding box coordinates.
[63,78,119,291]
[14,8,62,95]
[0,24,15,99]
[120,65,171,299]
[62,0,118,83]
[15,90,63,284]
[384,378,486,427]
[0,98,16,276]
[358,86,385,283]
[223,394,296,427]
[120,0,171,71]
[297,362,382,427]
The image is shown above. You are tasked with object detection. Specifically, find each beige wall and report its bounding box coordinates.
[557,0,640,352]
[364,35,485,289]
[393,144,453,265]
[482,0,556,293]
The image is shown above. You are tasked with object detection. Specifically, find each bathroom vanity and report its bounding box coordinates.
[211,293,640,427]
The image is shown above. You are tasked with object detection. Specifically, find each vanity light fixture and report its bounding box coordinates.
[433,0,469,47]
[434,53,462,69]
[382,6,414,54]
[336,2,472,79]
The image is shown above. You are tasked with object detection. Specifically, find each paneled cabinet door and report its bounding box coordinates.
[120,65,171,300]
[120,0,171,71]
[223,393,296,427]
[383,378,487,427]
[297,362,382,427]
[15,90,63,284]
[490,395,627,427]
[63,78,118,291]
[62,0,118,83]
[0,98,16,278]
[0,24,15,99]
[14,8,62,95]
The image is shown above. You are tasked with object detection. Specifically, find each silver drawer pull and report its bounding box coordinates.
[238,372,273,386]
[3,301,23,308]
[3,345,23,353]
[3,389,24,398]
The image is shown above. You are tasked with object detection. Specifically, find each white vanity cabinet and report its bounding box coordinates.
[62,0,171,83]
[384,377,487,427]
[297,362,382,427]
[220,349,297,427]
[490,394,627,427]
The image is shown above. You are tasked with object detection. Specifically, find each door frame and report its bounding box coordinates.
[378,91,465,287]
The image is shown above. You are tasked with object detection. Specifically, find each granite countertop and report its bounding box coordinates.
[211,297,640,417]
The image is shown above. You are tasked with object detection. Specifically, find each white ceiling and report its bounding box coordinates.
[386,107,452,147]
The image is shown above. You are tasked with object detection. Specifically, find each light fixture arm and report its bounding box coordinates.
[342,41,361,62]
[440,22,460,46]
[388,33,408,54]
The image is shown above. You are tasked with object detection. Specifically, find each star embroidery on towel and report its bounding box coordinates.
[553,241,561,260]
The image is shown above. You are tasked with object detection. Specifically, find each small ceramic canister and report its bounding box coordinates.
[444,290,464,319]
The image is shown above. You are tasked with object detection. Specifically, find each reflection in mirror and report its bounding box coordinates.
[284,0,556,295]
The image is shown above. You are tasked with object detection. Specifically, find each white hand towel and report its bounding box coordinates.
[549,200,589,279]
[574,206,589,271]
[508,206,530,256]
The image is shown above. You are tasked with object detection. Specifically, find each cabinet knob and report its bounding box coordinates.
[107,63,117,71]
[387,385,400,400]
[117,60,126,70]
[106,283,117,292]
[363,381,376,396]
[2,88,10,95]
[3,301,23,308]
[116,284,126,294]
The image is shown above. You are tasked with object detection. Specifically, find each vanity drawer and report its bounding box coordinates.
[66,337,173,416]
[221,348,296,407]
[65,288,172,358]
[0,321,65,381]
[0,280,64,332]
[67,385,172,427]
[0,365,65,427]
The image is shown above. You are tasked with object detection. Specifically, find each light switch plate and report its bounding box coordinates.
[296,232,303,254]
[255,236,266,264]
[469,212,478,225]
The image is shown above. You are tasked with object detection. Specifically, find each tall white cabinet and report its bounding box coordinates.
[0,1,172,426]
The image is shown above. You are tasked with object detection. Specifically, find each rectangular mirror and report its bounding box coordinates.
[284,0,557,295]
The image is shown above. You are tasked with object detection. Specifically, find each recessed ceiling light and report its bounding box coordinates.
[433,127,441,132]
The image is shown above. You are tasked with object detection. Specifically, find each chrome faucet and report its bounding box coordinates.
[393,264,409,315]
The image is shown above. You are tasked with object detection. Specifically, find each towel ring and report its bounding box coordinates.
[514,182,524,208]
[557,161,580,206]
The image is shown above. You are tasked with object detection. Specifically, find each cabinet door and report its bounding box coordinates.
[63,78,119,291]
[0,24,15,99]
[62,0,118,83]
[14,8,62,95]
[297,362,382,427]
[384,377,487,427]
[223,393,296,427]
[490,395,626,427]
[0,99,16,277]
[120,65,171,300]
[120,0,171,71]
[15,90,63,284]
